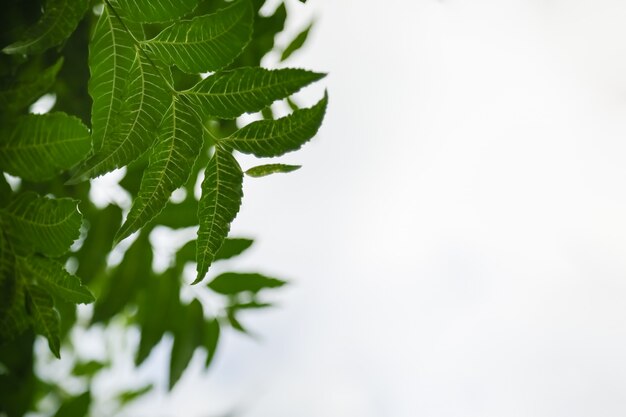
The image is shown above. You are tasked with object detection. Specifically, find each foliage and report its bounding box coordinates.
[0,0,326,415]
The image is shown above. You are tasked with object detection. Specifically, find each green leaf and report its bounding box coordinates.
[71,46,171,182]
[116,0,201,23]
[2,0,90,55]
[245,163,301,177]
[223,91,327,157]
[24,283,60,358]
[169,299,203,389]
[280,22,313,62]
[195,148,243,284]
[0,232,29,345]
[0,58,63,111]
[17,256,94,305]
[117,384,153,405]
[52,390,90,417]
[215,237,254,260]
[143,0,254,73]
[202,318,219,367]
[2,192,81,257]
[182,67,325,119]
[72,360,106,377]
[0,113,90,181]
[208,272,286,295]
[116,98,203,242]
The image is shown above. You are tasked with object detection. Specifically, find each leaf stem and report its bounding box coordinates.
[103,0,176,94]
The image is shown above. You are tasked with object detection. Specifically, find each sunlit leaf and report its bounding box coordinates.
[245,163,301,177]
[116,0,200,23]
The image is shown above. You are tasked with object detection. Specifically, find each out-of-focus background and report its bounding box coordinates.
[91,0,626,416]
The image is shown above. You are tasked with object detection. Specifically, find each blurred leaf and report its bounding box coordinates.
[52,390,90,417]
[169,299,203,389]
[0,58,63,111]
[203,318,220,367]
[245,163,301,178]
[117,384,153,405]
[208,272,286,295]
[72,360,106,377]
[280,22,313,62]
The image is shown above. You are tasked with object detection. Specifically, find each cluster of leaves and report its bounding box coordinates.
[0,0,324,415]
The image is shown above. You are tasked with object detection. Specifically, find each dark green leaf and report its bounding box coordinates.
[117,384,153,404]
[0,58,63,111]
[72,360,106,377]
[2,0,90,55]
[169,299,203,389]
[144,0,254,73]
[280,22,313,62]
[2,192,81,257]
[24,283,60,358]
[52,390,90,417]
[245,163,301,177]
[195,148,243,284]
[203,318,219,367]
[0,112,90,181]
[208,272,286,295]
[182,67,325,119]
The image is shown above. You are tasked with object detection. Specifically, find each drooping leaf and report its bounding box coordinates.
[2,0,90,55]
[223,91,327,157]
[116,0,200,23]
[245,163,300,177]
[71,46,171,182]
[17,256,94,305]
[208,272,286,295]
[52,390,90,417]
[24,283,60,358]
[280,22,313,62]
[2,192,81,257]
[0,58,63,111]
[203,318,219,367]
[182,67,325,119]
[195,148,243,284]
[0,113,90,181]
[116,98,203,242]
[169,299,203,389]
[143,0,254,73]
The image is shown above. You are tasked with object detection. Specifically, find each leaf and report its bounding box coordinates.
[208,272,286,295]
[72,360,106,377]
[143,0,254,73]
[71,45,171,182]
[116,98,203,242]
[215,238,254,260]
[2,192,82,257]
[0,232,29,345]
[2,0,90,55]
[24,283,60,358]
[0,113,90,181]
[0,58,63,111]
[223,92,327,157]
[195,148,243,284]
[52,391,90,417]
[182,67,325,119]
[116,0,200,23]
[245,164,301,177]
[203,318,219,367]
[280,22,313,62]
[117,384,153,405]
[169,299,203,389]
[17,256,94,305]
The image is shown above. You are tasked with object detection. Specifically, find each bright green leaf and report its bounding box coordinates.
[2,0,90,55]
[116,0,200,23]
[245,163,301,177]
[17,256,94,305]
[116,98,203,242]
[143,0,254,73]
[182,67,325,119]
[195,148,243,284]
[208,272,286,295]
[0,112,90,181]
[0,58,63,111]
[2,192,81,257]
[280,22,313,62]
[25,283,60,358]
[223,92,327,157]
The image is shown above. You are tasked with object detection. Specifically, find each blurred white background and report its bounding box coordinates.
[108,0,626,416]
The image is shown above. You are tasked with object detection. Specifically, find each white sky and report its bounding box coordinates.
[93,1,626,416]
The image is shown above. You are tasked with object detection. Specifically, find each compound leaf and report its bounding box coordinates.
[182,67,325,119]
[116,98,203,242]
[245,163,301,177]
[208,272,286,295]
[116,0,201,23]
[2,192,81,257]
[0,112,90,181]
[143,0,253,73]
[223,91,327,157]
[17,256,94,305]
[195,148,243,284]
[2,0,90,55]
